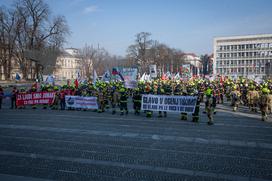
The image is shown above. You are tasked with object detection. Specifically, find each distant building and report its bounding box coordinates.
[213,34,272,78]
[182,53,202,76]
[53,48,82,80]
[0,56,38,81]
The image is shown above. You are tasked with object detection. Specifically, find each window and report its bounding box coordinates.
[246,44,249,49]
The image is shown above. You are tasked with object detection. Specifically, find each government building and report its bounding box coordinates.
[213,34,272,78]
[53,48,82,81]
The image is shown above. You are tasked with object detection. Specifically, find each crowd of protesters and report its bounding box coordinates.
[0,76,271,124]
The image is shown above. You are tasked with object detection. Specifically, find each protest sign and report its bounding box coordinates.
[149,65,157,78]
[120,68,138,88]
[65,96,98,109]
[141,94,197,113]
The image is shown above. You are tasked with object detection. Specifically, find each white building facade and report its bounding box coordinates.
[183,53,202,76]
[54,48,82,80]
[213,34,272,78]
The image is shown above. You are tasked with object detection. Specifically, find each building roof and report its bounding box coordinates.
[177,53,199,58]
[59,48,81,58]
[214,33,272,41]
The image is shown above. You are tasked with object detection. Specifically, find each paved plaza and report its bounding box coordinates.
[0,101,272,181]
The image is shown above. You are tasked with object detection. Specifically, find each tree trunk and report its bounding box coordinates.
[22,67,28,80]
[3,60,9,80]
[7,57,11,80]
[35,64,40,80]
[21,59,28,80]
[2,62,7,80]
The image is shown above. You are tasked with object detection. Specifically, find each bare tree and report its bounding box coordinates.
[12,0,69,79]
[126,32,187,76]
[78,43,123,79]
[79,44,97,79]
[0,6,18,80]
[127,32,153,74]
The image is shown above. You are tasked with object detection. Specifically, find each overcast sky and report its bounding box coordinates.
[1,0,272,56]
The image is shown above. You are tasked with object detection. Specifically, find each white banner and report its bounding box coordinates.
[65,96,98,109]
[141,94,197,113]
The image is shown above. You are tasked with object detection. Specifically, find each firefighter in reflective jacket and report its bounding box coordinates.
[192,92,201,122]
[267,84,272,114]
[180,86,188,120]
[247,85,259,112]
[260,87,270,121]
[231,86,240,112]
[97,87,105,113]
[111,87,120,115]
[268,93,272,115]
[119,87,128,115]
[133,88,141,115]
[205,88,215,125]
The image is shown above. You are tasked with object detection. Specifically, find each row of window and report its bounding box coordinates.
[217,43,272,51]
[217,51,272,58]
[58,59,80,68]
[217,67,265,74]
[61,71,76,78]
[216,59,269,66]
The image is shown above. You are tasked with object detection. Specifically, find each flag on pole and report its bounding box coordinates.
[118,71,124,81]
[140,73,146,81]
[161,73,167,80]
[102,70,111,82]
[174,72,180,80]
[15,73,21,81]
[74,79,79,89]
[112,67,119,75]
[93,70,98,85]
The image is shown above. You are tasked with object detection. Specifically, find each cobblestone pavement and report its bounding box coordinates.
[0,101,272,181]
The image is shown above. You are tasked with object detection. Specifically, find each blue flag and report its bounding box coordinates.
[15,73,21,81]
